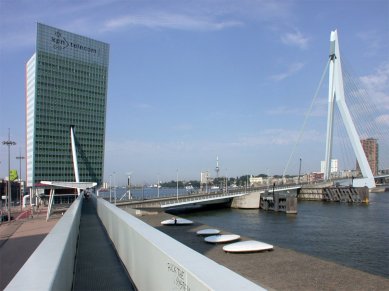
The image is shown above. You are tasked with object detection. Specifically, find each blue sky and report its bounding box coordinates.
[1,0,388,185]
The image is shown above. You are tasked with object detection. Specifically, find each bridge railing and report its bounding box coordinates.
[96,196,264,290]
[261,185,302,193]
[160,191,246,208]
[5,194,83,291]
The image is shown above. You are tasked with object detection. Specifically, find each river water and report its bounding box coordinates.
[110,188,389,278]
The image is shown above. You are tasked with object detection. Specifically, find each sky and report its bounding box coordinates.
[0,0,388,185]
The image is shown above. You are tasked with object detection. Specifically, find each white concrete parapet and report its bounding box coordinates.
[5,195,83,291]
[97,197,265,291]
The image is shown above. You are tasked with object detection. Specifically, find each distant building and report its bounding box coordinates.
[340,169,358,178]
[0,179,21,205]
[320,159,338,174]
[26,23,109,187]
[356,138,379,176]
[309,172,324,182]
[200,171,210,185]
[249,175,264,186]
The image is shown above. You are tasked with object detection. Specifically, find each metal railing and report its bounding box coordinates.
[160,191,247,208]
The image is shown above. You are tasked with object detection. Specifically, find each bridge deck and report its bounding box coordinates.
[118,185,302,209]
[72,199,135,290]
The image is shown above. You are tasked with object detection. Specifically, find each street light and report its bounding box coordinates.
[127,173,132,200]
[298,158,302,184]
[109,175,112,202]
[2,129,16,222]
[113,172,116,205]
[176,169,179,201]
[16,151,25,211]
[157,175,160,198]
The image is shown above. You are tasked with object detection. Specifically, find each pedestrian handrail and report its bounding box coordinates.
[260,185,302,193]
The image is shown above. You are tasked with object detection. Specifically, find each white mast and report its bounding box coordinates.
[324,30,375,188]
[70,126,80,195]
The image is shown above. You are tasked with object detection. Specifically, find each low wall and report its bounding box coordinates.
[5,194,83,291]
[97,197,264,290]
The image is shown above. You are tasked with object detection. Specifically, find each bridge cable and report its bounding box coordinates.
[282,59,331,179]
[341,56,389,171]
[333,107,353,175]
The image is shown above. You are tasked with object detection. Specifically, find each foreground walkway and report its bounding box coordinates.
[72,199,135,290]
[0,210,60,290]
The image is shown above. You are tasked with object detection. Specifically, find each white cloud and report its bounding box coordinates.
[106,127,322,157]
[360,63,389,110]
[0,0,293,50]
[236,129,297,146]
[270,62,305,81]
[266,106,303,116]
[281,30,309,49]
[225,128,324,147]
[375,114,389,126]
[360,64,389,89]
[356,30,384,57]
[102,13,242,32]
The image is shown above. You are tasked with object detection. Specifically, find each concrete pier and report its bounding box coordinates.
[137,211,389,290]
[298,186,369,203]
[260,192,298,214]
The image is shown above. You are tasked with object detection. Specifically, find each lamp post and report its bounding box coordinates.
[298,158,302,184]
[127,174,132,200]
[225,169,228,194]
[176,169,179,201]
[16,151,25,211]
[109,175,112,202]
[157,175,160,198]
[113,171,116,205]
[2,129,16,222]
[205,171,208,194]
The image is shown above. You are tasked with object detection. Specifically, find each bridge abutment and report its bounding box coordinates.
[231,191,261,209]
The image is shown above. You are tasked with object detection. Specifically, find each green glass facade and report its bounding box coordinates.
[26,23,109,186]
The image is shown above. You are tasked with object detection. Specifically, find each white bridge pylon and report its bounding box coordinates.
[324,30,375,188]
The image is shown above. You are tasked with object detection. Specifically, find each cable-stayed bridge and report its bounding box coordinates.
[282,30,389,189]
[114,184,301,210]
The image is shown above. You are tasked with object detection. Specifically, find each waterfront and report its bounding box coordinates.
[111,187,388,278]
[180,191,389,278]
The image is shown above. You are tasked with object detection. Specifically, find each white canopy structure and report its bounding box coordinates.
[41,181,97,221]
[41,181,97,190]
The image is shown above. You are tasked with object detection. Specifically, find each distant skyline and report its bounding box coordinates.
[1,0,388,185]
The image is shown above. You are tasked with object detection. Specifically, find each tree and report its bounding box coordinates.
[9,169,18,181]
[236,175,250,186]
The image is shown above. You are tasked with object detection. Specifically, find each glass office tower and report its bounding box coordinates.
[26,23,109,187]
